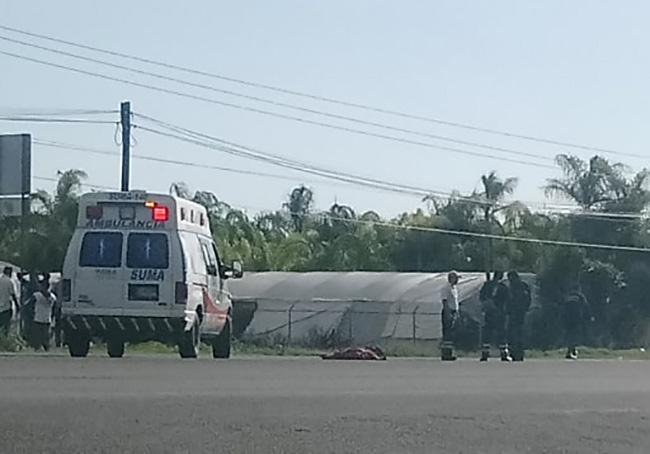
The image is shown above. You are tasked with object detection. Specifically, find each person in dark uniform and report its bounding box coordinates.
[493,274,512,361]
[506,271,531,362]
[479,271,502,361]
[563,284,589,360]
[17,271,39,344]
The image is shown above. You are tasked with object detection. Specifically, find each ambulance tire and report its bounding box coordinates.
[107,339,125,358]
[178,323,200,359]
[68,334,90,358]
[212,320,231,359]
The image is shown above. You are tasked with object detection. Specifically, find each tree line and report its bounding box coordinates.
[2,154,650,348]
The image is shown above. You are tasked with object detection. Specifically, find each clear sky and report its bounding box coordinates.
[1,1,649,217]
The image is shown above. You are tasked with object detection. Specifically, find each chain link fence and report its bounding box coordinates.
[233,299,481,350]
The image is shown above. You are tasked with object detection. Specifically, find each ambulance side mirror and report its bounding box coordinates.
[222,261,243,280]
[231,261,243,279]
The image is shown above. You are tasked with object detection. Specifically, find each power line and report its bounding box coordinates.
[29,172,650,252]
[33,175,117,191]
[33,136,551,210]
[135,124,465,200]
[28,173,650,247]
[30,135,567,212]
[32,132,646,222]
[32,139,387,191]
[0,116,115,124]
[0,108,117,116]
[0,23,640,160]
[134,117,532,205]
[0,49,556,169]
[131,120,646,220]
[134,113,517,204]
[34,140,641,234]
[135,116,650,222]
[236,203,650,253]
[0,34,555,163]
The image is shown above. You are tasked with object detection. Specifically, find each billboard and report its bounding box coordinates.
[0,134,31,196]
[0,134,31,217]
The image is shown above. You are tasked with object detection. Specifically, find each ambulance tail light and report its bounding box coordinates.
[175,282,188,305]
[62,279,71,302]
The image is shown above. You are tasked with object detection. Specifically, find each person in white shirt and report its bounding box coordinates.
[440,270,460,361]
[0,267,18,336]
[32,280,56,351]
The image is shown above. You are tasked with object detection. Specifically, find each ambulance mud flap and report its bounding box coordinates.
[183,310,199,331]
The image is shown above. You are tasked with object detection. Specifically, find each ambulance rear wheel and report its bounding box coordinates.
[212,320,231,359]
[68,334,90,358]
[178,323,199,359]
[107,339,125,358]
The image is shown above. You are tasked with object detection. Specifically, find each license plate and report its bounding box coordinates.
[128,284,159,301]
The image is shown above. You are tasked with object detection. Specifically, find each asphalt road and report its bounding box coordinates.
[1,355,649,454]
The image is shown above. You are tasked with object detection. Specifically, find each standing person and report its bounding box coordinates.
[18,272,38,343]
[0,267,18,336]
[479,271,503,361]
[506,271,531,362]
[563,284,589,360]
[440,271,460,361]
[32,279,56,352]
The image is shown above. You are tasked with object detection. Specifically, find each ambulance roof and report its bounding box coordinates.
[78,191,211,235]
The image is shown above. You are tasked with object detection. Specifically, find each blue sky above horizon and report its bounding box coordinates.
[2,1,649,217]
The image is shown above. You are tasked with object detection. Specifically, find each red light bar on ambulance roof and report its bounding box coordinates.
[144,200,169,222]
[153,206,169,222]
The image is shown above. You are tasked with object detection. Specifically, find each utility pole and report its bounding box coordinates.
[120,101,131,191]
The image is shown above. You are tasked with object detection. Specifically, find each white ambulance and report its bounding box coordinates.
[60,191,242,359]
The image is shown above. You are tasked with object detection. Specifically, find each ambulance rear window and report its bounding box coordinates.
[79,232,123,268]
[127,233,169,269]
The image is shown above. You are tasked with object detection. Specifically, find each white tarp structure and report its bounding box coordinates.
[229,271,488,345]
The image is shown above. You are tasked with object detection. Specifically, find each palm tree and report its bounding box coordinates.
[544,154,626,210]
[328,203,356,224]
[169,181,193,199]
[477,171,519,271]
[478,171,519,226]
[15,169,87,270]
[544,154,650,250]
[169,183,230,218]
[283,185,313,233]
[604,168,650,214]
[319,202,356,241]
[32,169,87,217]
[359,210,381,222]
